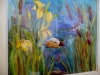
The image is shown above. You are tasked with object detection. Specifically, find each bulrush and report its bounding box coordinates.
[21,16,27,27]
[77,7,84,24]
[19,0,23,14]
[77,28,82,38]
[86,31,91,45]
[88,6,93,21]
[66,3,73,20]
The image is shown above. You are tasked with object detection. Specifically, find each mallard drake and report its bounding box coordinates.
[45,38,65,48]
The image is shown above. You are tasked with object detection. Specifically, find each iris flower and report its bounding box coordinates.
[40,26,52,39]
[16,39,32,55]
[32,1,52,22]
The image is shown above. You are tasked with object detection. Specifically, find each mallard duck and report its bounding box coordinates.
[45,38,65,48]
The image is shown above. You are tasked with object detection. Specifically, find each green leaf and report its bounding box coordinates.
[47,57,54,75]
[45,2,51,11]
[18,15,22,25]
[34,0,40,2]
[23,29,33,41]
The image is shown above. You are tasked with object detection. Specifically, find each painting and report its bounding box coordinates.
[8,0,97,75]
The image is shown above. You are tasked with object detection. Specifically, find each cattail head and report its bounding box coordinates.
[77,28,81,38]
[14,10,17,19]
[88,6,93,21]
[66,4,73,20]
[86,31,91,45]
[86,31,90,38]
[87,38,91,45]
[19,0,23,14]
[77,7,84,24]
[21,16,27,27]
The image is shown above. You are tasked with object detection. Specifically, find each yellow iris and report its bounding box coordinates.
[36,9,44,19]
[31,4,36,10]
[41,26,52,39]
[45,12,52,22]
[32,1,52,22]
[16,39,32,55]
[35,1,45,9]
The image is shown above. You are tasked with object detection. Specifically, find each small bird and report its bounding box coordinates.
[71,22,80,30]
[45,38,65,48]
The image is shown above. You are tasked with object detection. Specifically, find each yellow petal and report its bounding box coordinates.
[41,26,46,31]
[27,11,31,19]
[46,12,52,22]
[25,40,32,49]
[47,30,52,38]
[42,31,47,39]
[36,9,43,19]
[32,5,36,10]
[21,41,28,52]
[16,40,21,48]
[38,55,41,61]
[35,1,45,9]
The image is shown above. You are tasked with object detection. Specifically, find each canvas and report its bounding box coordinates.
[8,0,97,75]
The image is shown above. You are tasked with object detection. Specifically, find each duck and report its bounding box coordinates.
[45,38,65,48]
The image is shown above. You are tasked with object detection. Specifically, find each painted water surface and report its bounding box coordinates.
[8,0,97,75]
